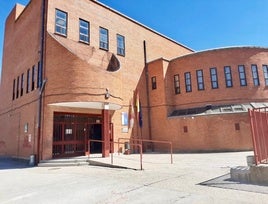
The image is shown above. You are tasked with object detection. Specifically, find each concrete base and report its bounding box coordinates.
[230,156,268,185]
[230,166,250,183]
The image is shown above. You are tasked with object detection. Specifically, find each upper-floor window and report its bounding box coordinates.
[99,27,109,50]
[20,73,24,96]
[196,69,204,90]
[238,65,247,86]
[185,72,192,92]
[16,76,20,99]
[251,64,260,86]
[117,34,125,56]
[210,67,218,89]
[32,65,35,91]
[224,66,233,88]
[12,79,15,100]
[55,9,67,36]
[26,69,30,93]
[174,74,180,94]
[263,65,268,86]
[37,61,42,88]
[79,19,89,43]
[151,76,157,90]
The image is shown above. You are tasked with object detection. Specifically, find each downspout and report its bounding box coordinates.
[37,0,46,163]
[143,41,153,142]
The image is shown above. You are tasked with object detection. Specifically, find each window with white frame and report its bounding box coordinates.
[251,64,260,86]
[185,72,192,92]
[210,67,218,89]
[238,65,247,86]
[117,34,125,56]
[99,27,108,50]
[79,19,89,43]
[263,65,268,86]
[55,9,67,36]
[224,66,233,88]
[196,69,204,90]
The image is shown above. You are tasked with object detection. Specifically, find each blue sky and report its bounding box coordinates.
[1,0,268,72]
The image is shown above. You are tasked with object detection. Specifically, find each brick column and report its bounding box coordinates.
[102,108,110,157]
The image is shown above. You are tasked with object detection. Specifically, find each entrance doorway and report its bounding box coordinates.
[52,113,103,158]
[87,124,102,153]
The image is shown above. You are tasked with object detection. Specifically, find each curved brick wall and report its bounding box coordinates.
[166,47,268,110]
[147,47,268,152]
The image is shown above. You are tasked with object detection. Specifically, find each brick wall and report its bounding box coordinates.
[6,0,190,159]
[147,47,268,152]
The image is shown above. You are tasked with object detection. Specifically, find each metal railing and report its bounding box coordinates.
[118,138,173,164]
[88,139,143,170]
[249,107,268,165]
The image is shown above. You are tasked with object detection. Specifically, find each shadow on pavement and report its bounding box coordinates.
[199,173,268,194]
[0,157,30,170]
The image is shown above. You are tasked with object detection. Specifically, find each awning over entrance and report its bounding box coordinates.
[49,101,122,110]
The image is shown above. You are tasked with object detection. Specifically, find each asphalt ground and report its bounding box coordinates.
[1,151,268,204]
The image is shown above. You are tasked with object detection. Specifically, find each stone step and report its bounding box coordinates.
[230,166,250,183]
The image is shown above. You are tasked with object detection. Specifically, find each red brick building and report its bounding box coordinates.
[0,0,267,161]
[147,47,268,152]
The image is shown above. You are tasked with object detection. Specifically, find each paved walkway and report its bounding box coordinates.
[1,151,268,203]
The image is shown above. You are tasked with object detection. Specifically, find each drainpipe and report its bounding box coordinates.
[143,41,153,143]
[37,0,46,163]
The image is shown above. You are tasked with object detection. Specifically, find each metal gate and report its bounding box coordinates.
[249,107,268,164]
[52,113,102,158]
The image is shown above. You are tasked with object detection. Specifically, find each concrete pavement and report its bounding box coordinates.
[1,151,268,204]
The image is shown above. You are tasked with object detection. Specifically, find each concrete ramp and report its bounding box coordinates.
[38,154,143,169]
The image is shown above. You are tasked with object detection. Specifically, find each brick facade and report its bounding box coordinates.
[0,0,192,160]
[147,47,268,152]
[1,0,267,160]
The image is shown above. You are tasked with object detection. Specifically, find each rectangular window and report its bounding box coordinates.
[251,64,260,86]
[16,76,20,99]
[79,19,89,43]
[20,73,24,96]
[32,65,35,91]
[12,79,16,100]
[99,27,108,50]
[117,34,125,56]
[174,74,180,94]
[224,66,233,87]
[26,69,30,93]
[55,9,67,36]
[238,65,247,86]
[37,61,41,88]
[196,69,204,90]
[263,65,268,86]
[151,76,157,90]
[185,72,192,92]
[210,67,218,89]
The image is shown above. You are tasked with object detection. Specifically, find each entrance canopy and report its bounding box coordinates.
[49,101,122,110]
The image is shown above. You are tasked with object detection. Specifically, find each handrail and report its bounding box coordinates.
[88,139,143,170]
[118,138,173,164]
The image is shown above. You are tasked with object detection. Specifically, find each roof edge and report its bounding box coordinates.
[171,45,268,61]
[91,0,194,52]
